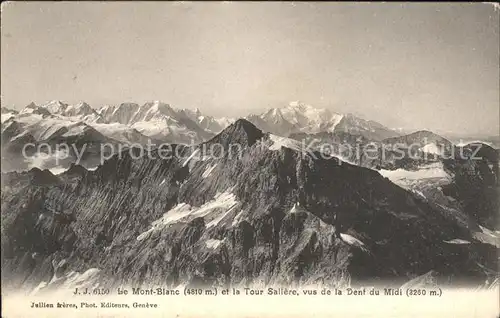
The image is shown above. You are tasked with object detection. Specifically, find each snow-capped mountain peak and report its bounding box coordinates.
[63,102,94,117]
[98,103,141,125]
[245,101,401,140]
[41,100,69,114]
[25,102,37,109]
[127,101,183,126]
[287,100,316,112]
[247,101,344,136]
[94,101,228,143]
[19,103,52,117]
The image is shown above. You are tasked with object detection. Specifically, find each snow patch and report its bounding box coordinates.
[412,190,426,199]
[479,225,500,239]
[443,239,470,244]
[91,122,147,144]
[269,134,304,152]
[340,233,365,247]
[137,191,238,240]
[231,210,246,226]
[202,163,217,178]
[37,214,47,224]
[30,281,48,295]
[205,239,223,249]
[49,166,69,175]
[206,202,238,228]
[63,268,100,288]
[183,149,200,167]
[61,124,87,137]
[378,163,452,189]
[340,233,369,253]
[289,202,307,214]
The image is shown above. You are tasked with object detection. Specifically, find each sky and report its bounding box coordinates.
[1,2,499,135]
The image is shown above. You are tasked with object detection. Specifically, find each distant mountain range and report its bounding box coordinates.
[4,100,232,143]
[1,100,498,174]
[1,100,236,171]
[1,99,400,153]
[245,101,400,140]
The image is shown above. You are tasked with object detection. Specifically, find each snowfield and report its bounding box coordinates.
[205,239,224,249]
[378,162,452,189]
[340,233,365,247]
[268,134,304,152]
[1,112,15,123]
[136,191,239,240]
[443,239,471,244]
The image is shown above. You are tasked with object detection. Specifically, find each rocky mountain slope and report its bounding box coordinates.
[1,120,497,293]
[289,127,499,231]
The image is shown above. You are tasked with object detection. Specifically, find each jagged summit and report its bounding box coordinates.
[95,101,231,141]
[204,118,264,150]
[19,103,52,116]
[288,100,308,109]
[231,118,263,134]
[99,102,141,125]
[41,100,69,114]
[64,102,96,117]
[25,102,37,109]
[2,166,60,188]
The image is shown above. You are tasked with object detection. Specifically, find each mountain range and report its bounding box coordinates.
[1,99,499,292]
[2,100,401,146]
[1,119,498,293]
[245,101,400,140]
[1,100,404,172]
[1,100,234,172]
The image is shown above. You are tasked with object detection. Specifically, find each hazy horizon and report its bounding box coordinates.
[1,2,499,135]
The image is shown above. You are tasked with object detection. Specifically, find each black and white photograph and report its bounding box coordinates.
[1,2,499,317]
